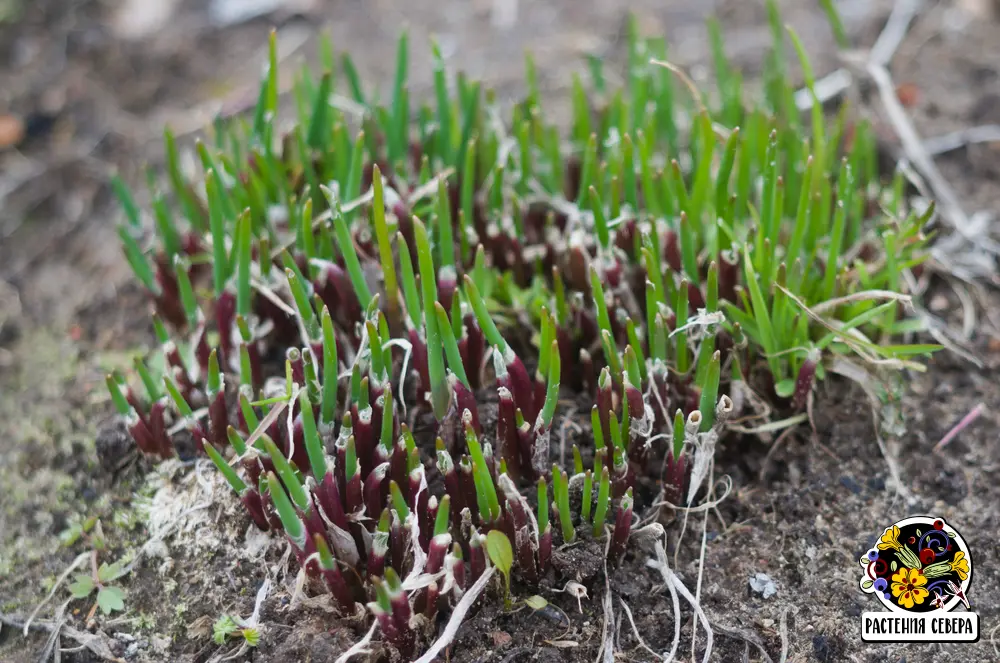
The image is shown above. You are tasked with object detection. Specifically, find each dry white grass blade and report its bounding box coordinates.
[810,290,911,315]
[594,534,615,663]
[412,566,496,663]
[334,620,378,663]
[868,63,992,246]
[619,597,664,661]
[649,541,713,663]
[651,476,733,513]
[918,311,984,368]
[382,338,413,417]
[247,576,271,627]
[243,393,291,450]
[690,508,710,662]
[37,599,69,663]
[726,414,808,436]
[249,279,295,317]
[828,356,913,503]
[401,466,429,588]
[22,552,90,637]
[823,0,1000,283]
[597,583,615,663]
[269,167,454,261]
[167,406,209,436]
[405,168,456,206]
[794,68,852,110]
[870,0,925,65]
[923,124,1000,156]
[1,611,123,662]
[649,59,708,117]
[712,621,774,663]
[778,606,798,663]
[776,284,925,371]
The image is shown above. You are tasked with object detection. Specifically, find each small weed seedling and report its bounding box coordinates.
[486,530,514,610]
[65,521,130,618]
[213,614,261,648]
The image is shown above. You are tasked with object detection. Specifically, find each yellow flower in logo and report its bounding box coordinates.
[891,567,929,609]
[950,551,969,581]
[877,526,902,551]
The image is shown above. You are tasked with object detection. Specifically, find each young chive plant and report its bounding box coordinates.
[109,7,937,657]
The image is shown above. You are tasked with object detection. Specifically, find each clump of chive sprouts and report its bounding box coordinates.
[107,4,937,656]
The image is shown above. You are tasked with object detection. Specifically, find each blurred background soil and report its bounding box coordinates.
[2,0,1000,661]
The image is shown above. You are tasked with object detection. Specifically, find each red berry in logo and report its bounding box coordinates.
[908,536,916,544]
[920,549,935,564]
[933,519,943,530]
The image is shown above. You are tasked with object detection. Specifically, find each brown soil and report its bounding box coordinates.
[2,1,999,662]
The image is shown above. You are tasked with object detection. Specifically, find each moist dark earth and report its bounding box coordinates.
[2,1,1000,661]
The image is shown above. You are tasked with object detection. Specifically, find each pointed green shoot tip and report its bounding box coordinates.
[434,494,451,536]
[322,190,373,306]
[133,356,161,403]
[555,468,575,543]
[466,425,500,522]
[207,348,222,395]
[463,274,508,355]
[261,436,309,512]
[434,302,471,389]
[106,375,132,416]
[379,390,395,452]
[314,532,335,570]
[537,477,549,532]
[592,465,611,537]
[672,409,685,460]
[345,434,358,479]
[698,350,721,431]
[412,218,449,420]
[299,389,327,480]
[285,266,320,340]
[591,406,605,450]
[266,472,305,545]
[320,307,339,426]
[226,425,248,456]
[205,440,247,495]
[377,507,391,533]
[389,480,410,522]
[539,340,561,427]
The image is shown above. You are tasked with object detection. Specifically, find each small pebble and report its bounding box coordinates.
[929,294,949,312]
[839,476,862,495]
[867,476,886,491]
[749,572,778,599]
[0,114,25,149]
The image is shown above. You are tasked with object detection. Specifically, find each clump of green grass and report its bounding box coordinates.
[108,5,936,656]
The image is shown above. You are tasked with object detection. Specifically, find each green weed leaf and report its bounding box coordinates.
[525,595,548,610]
[213,615,239,645]
[97,560,128,583]
[68,575,95,599]
[96,586,126,615]
[486,529,514,610]
[486,530,513,575]
[774,378,796,399]
[242,627,261,647]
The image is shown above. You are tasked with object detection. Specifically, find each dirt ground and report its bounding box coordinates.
[2,0,1000,661]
